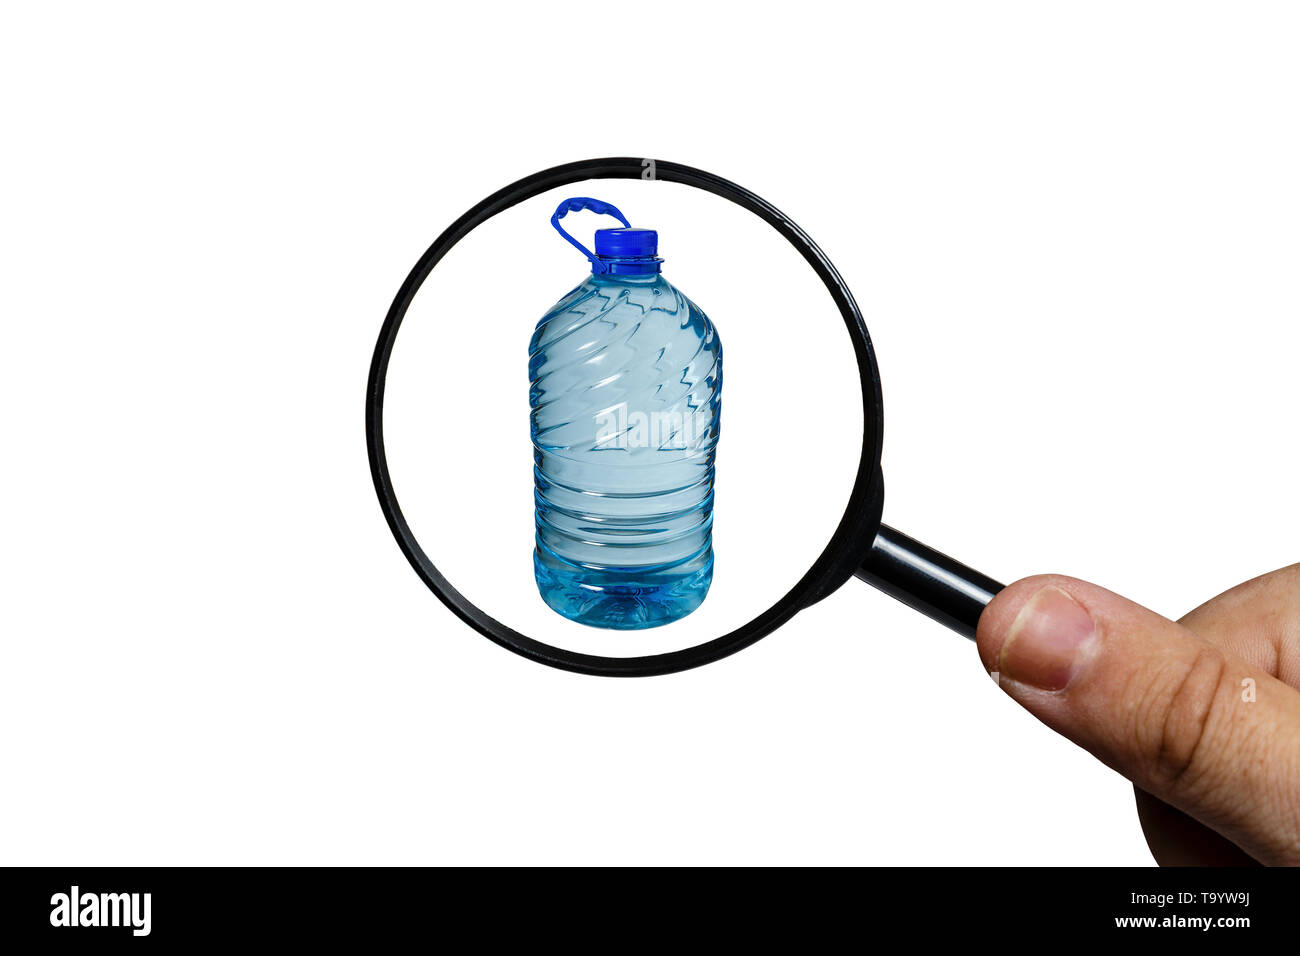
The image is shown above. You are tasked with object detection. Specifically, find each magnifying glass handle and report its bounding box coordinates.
[855,525,1005,641]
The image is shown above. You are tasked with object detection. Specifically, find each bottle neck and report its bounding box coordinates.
[591,269,661,285]
[592,256,662,276]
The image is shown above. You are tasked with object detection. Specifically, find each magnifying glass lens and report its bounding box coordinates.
[383,177,862,658]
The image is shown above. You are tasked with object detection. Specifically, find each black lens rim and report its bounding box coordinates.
[366,158,884,676]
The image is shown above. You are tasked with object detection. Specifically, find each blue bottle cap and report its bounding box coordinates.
[594,228,658,258]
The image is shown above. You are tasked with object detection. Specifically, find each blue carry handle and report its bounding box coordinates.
[551,197,631,273]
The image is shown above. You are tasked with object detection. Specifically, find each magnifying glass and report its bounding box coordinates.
[367,157,1005,677]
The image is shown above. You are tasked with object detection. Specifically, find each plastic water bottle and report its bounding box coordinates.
[530,198,723,629]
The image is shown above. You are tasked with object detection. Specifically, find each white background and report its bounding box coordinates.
[2,2,1297,865]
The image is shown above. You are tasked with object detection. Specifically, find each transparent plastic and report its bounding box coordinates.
[529,271,722,629]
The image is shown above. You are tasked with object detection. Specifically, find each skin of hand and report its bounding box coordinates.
[977,564,1300,866]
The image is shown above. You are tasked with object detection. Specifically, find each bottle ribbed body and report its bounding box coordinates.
[529,272,722,629]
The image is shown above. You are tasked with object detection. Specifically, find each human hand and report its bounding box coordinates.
[977,566,1300,865]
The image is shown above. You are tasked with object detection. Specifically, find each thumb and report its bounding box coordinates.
[978,574,1300,865]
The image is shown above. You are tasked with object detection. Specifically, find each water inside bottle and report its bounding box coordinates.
[530,269,722,629]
